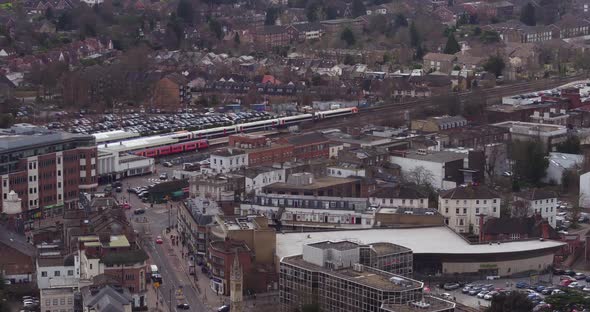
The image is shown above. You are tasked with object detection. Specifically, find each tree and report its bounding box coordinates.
[233,32,240,45]
[404,166,435,187]
[177,0,195,25]
[394,13,408,28]
[306,1,325,22]
[484,143,505,186]
[511,140,548,185]
[343,54,355,65]
[520,3,536,26]
[512,200,531,217]
[208,18,223,40]
[556,136,581,154]
[443,33,460,54]
[415,44,426,60]
[545,290,590,311]
[480,30,500,44]
[0,114,14,129]
[351,0,366,18]
[265,7,281,25]
[483,55,505,77]
[409,21,420,47]
[340,28,355,46]
[562,169,580,194]
[486,292,534,312]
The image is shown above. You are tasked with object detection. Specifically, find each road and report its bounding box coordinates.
[110,165,209,312]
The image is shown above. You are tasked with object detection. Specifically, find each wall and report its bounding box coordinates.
[40,288,75,312]
[245,169,285,194]
[442,253,554,276]
[369,197,428,209]
[525,198,557,228]
[210,153,248,173]
[374,213,444,226]
[582,172,590,208]
[390,156,445,189]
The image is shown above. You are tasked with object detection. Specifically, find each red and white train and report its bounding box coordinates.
[98,107,359,158]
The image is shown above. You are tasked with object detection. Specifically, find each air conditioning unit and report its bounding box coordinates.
[353,263,363,272]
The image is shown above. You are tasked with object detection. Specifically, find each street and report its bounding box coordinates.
[108,163,210,312]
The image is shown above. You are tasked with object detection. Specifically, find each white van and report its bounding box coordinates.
[150,265,159,275]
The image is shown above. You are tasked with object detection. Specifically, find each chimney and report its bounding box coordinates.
[478,214,485,243]
[542,221,550,239]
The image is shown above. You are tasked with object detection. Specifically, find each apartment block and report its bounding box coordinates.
[439,185,501,234]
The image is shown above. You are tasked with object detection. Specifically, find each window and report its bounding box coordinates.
[67,298,73,305]
[493,207,497,213]
[456,208,459,214]
[483,200,487,204]
[493,199,497,204]
[53,299,58,305]
[445,200,448,204]
[463,208,467,214]
[54,271,60,277]
[476,200,480,204]
[60,298,65,305]
[476,208,480,214]
[445,208,449,213]
[41,271,47,277]
[67,270,73,276]
[89,263,93,270]
[45,299,50,306]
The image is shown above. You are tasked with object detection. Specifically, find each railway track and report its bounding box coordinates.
[303,75,588,132]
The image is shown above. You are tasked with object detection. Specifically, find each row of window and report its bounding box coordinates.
[41,270,74,277]
[44,297,73,307]
[444,199,498,205]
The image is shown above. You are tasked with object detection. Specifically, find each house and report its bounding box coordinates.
[438,185,501,234]
[244,167,286,194]
[286,23,324,42]
[0,74,16,101]
[484,20,553,43]
[423,53,457,74]
[434,7,458,26]
[82,285,133,312]
[549,14,590,39]
[152,73,190,110]
[480,215,559,242]
[0,226,36,284]
[368,184,428,209]
[454,53,484,71]
[411,115,468,132]
[36,253,80,289]
[208,148,248,173]
[514,189,558,227]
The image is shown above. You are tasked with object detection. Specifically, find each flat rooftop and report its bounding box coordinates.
[265,176,359,190]
[276,226,565,258]
[283,255,423,291]
[0,131,93,152]
[92,130,139,143]
[391,151,465,163]
[309,240,359,251]
[382,296,455,312]
[369,242,412,255]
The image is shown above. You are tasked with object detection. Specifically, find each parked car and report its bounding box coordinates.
[564,269,576,276]
[477,291,489,299]
[159,173,168,180]
[162,162,173,167]
[516,282,529,289]
[218,305,230,312]
[575,273,586,280]
[443,283,460,290]
[441,293,452,300]
[462,287,471,294]
[484,291,498,300]
[560,279,574,287]
[156,236,163,244]
[112,181,123,187]
[468,289,480,296]
[115,187,122,193]
[177,304,190,310]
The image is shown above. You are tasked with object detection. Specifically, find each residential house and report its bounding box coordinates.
[82,285,133,312]
[209,148,248,173]
[514,189,558,227]
[549,14,590,39]
[480,216,558,242]
[368,184,428,209]
[438,185,501,234]
[423,53,457,74]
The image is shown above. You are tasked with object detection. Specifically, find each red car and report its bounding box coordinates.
[560,279,574,287]
[156,236,163,244]
[120,202,131,209]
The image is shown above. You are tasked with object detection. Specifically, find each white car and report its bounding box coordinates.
[441,293,452,300]
[484,291,498,300]
[477,291,489,298]
[568,282,579,288]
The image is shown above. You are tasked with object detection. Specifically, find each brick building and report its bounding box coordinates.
[282,133,331,162]
[254,25,289,48]
[208,239,253,296]
[262,173,374,198]
[0,225,36,284]
[0,124,97,218]
[228,134,295,167]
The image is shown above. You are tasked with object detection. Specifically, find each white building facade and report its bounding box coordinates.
[514,190,558,227]
[438,186,501,234]
[209,149,248,173]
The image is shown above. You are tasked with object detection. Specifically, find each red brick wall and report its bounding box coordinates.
[104,264,147,293]
[229,135,267,148]
[38,153,57,209]
[248,145,294,166]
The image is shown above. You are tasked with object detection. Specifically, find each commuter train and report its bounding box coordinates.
[105,107,359,158]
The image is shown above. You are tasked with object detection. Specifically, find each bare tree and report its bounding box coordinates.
[484,143,505,187]
[512,200,531,218]
[404,166,435,187]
